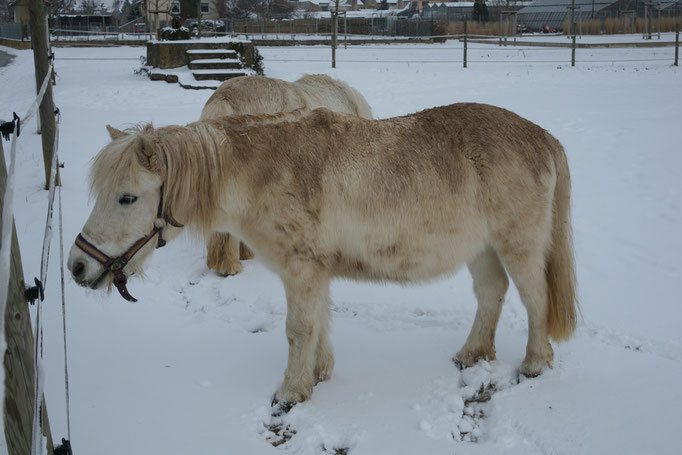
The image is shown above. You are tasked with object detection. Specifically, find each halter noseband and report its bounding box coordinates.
[74,186,184,302]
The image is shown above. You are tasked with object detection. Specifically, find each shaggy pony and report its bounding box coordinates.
[71,103,577,406]
[200,74,373,277]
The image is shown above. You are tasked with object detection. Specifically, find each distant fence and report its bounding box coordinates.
[0,22,24,41]
[231,17,436,37]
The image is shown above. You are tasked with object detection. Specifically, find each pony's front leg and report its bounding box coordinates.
[276,273,332,405]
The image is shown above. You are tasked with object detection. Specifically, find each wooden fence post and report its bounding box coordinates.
[571,22,578,66]
[463,20,468,68]
[1,141,54,454]
[28,0,59,191]
[675,24,679,67]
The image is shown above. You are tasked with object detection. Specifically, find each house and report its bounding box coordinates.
[8,0,50,40]
[298,0,365,12]
[51,14,115,32]
[516,0,672,31]
[421,2,476,20]
[8,0,29,31]
[138,0,223,30]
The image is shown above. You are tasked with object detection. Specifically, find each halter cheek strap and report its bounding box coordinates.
[74,186,184,302]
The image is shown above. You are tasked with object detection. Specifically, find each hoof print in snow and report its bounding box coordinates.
[266,423,296,447]
[457,384,495,442]
[271,397,296,417]
[464,383,495,406]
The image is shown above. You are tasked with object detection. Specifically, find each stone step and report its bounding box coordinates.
[186,49,239,62]
[188,58,242,70]
[192,69,248,81]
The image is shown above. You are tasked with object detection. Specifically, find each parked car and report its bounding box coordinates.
[133,23,146,33]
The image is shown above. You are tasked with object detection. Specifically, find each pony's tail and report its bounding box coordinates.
[200,99,235,121]
[546,140,579,342]
[346,86,373,120]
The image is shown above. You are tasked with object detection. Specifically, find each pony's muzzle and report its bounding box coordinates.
[71,261,85,279]
[67,243,107,289]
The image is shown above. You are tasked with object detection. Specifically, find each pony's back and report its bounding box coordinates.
[295,74,373,119]
[201,75,372,121]
[200,76,308,120]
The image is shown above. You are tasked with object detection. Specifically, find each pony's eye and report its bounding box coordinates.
[119,194,138,205]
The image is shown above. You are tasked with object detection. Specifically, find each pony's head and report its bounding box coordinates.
[67,124,189,300]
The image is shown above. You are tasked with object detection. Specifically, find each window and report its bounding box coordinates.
[201,2,209,13]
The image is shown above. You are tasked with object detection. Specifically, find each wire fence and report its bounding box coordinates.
[1,3,678,43]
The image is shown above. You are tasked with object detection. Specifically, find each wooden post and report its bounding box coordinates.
[28,0,58,191]
[331,0,339,69]
[463,20,467,68]
[571,22,577,66]
[1,141,55,455]
[197,0,202,39]
[675,24,679,67]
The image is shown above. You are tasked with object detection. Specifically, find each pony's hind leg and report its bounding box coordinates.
[276,272,332,405]
[455,245,509,368]
[496,235,554,377]
[206,232,242,276]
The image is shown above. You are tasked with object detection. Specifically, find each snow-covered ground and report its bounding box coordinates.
[1,39,681,454]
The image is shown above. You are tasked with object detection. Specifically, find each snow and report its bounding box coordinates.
[186,49,238,54]
[1,37,681,454]
[190,58,242,64]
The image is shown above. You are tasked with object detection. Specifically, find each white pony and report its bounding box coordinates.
[201,75,373,278]
[69,103,578,409]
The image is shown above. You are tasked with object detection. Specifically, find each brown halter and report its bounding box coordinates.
[74,186,183,302]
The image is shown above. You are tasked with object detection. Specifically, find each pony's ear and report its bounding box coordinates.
[134,135,161,172]
[106,125,126,140]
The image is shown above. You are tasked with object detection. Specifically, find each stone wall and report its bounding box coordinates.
[146,40,255,69]
[0,39,31,50]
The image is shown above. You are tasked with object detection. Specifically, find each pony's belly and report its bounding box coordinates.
[332,232,481,283]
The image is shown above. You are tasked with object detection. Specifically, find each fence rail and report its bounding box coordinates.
[0,22,24,41]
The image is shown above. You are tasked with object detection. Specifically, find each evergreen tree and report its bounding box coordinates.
[472,0,489,23]
[126,0,141,22]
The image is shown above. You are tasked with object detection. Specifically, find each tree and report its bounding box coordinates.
[48,0,77,18]
[124,0,142,22]
[224,0,296,21]
[267,0,294,19]
[77,0,107,14]
[472,0,489,23]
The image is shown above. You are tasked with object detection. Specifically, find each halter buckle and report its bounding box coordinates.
[110,259,125,272]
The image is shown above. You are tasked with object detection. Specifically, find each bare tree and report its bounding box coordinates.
[49,0,77,18]
[225,0,295,21]
[78,0,107,14]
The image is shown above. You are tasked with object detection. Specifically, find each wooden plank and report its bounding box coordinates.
[1,140,54,454]
[28,0,59,190]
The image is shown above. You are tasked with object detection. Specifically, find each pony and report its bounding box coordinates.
[68,103,578,408]
[200,74,373,278]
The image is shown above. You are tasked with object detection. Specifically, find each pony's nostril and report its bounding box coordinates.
[72,261,86,278]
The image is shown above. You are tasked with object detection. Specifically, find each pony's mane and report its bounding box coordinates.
[90,110,311,236]
[90,121,228,235]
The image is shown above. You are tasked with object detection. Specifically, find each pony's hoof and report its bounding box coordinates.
[453,358,466,371]
[217,262,243,277]
[271,396,296,417]
[519,357,551,378]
